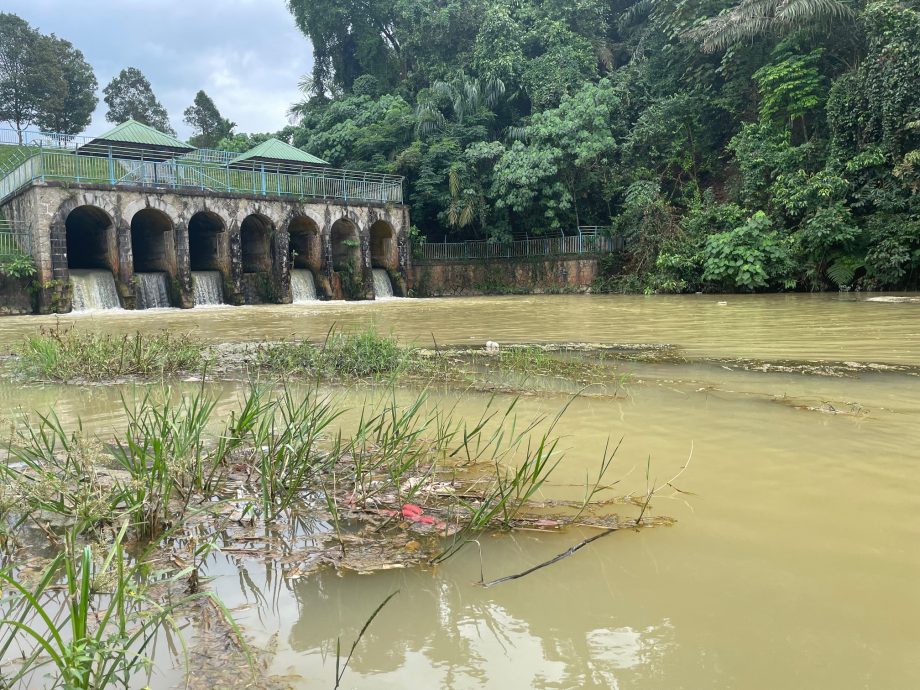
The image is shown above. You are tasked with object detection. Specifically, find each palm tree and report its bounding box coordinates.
[415,77,506,135]
[684,0,855,53]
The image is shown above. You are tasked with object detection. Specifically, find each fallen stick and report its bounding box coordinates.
[480,490,654,588]
[480,524,623,587]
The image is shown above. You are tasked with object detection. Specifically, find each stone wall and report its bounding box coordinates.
[1,181,411,313]
[410,257,600,296]
[0,275,32,315]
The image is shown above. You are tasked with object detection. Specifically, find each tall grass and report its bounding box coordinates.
[0,382,626,686]
[14,326,206,381]
[246,386,342,521]
[0,523,224,690]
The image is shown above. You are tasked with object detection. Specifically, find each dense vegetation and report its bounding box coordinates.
[4,3,920,291]
[277,0,920,292]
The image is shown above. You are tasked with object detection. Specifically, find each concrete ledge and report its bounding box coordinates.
[410,256,600,296]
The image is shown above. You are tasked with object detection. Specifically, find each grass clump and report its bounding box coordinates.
[256,329,415,380]
[14,326,207,381]
[0,383,669,685]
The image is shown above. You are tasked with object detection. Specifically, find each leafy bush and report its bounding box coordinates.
[863,215,920,287]
[651,196,747,293]
[702,212,796,291]
[0,252,35,279]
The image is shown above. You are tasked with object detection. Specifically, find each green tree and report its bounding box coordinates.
[183,90,235,148]
[35,35,97,135]
[103,67,174,135]
[0,13,58,140]
[287,0,402,94]
[492,78,625,229]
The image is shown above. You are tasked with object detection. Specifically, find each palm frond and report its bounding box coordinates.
[684,0,852,53]
[827,255,863,287]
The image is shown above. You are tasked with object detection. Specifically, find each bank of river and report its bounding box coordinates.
[1,293,918,689]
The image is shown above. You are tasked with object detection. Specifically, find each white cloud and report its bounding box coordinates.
[5,0,313,139]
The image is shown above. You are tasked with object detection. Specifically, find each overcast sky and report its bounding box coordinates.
[6,0,313,139]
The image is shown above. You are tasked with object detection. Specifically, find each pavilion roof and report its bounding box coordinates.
[228,138,328,167]
[80,120,194,159]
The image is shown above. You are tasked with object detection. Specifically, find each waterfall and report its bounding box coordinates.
[290,269,318,302]
[372,268,394,299]
[70,269,121,312]
[135,272,171,309]
[192,271,224,306]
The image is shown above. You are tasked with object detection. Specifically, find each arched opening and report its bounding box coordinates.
[288,215,322,302]
[130,208,174,309]
[369,220,395,269]
[241,214,273,273]
[288,215,322,272]
[130,209,173,273]
[65,205,115,270]
[188,211,224,271]
[331,218,360,272]
[64,205,121,311]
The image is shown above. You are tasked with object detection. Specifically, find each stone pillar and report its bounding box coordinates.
[359,228,375,300]
[317,225,335,299]
[43,217,72,313]
[274,223,292,304]
[173,219,194,309]
[115,220,136,310]
[226,219,244,305]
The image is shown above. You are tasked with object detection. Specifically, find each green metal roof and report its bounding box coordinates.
[228,138,328,167]
[88,119,193,151]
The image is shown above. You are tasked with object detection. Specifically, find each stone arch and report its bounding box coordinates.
[188,211,225,271]
[65,205,117,270]
[240,213,274,273]
[369,219,396,269]
[129,208,174,273]
[330,217,360,272]
[288,214,322,273]
[122,197,181,227]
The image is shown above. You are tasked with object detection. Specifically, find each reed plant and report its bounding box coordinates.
[107,388,227,538]
[247,386,342,522]
[0,523,223,690]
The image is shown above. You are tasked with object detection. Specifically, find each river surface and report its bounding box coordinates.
[2,293,919,689]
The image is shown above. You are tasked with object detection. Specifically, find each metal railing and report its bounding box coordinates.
[0,128,403,205]
[418,227,623,262]
[0,219,31,257]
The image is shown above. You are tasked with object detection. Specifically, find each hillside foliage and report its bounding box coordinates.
[279,0,920,291]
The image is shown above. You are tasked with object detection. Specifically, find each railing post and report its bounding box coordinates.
[39,141,45,183]
[260,163,267,195]
[107,145,115,184]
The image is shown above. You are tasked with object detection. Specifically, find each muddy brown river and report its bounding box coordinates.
[2,293,919,689]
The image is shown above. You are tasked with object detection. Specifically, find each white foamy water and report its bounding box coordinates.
[291,269,318,302]
[135,272,171,309]
[372,268,394,298]
[192,271,224,306]
[70,269,121,312]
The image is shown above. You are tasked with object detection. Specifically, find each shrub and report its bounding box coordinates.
[0,252,35,279]
[702,211,796,291]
